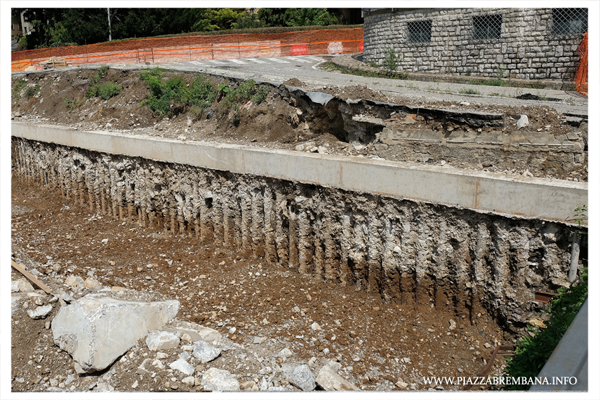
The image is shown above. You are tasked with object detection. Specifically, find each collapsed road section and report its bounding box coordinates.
[11,67,588,181]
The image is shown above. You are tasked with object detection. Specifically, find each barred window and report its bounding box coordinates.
[473,14,502,39]
[551,8,587,36]
[407,20,432,43]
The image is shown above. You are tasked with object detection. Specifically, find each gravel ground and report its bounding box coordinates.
[10,174,511,393]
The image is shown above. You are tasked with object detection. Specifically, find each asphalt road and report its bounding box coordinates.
[140,54,589,117]
[17,53,588,117]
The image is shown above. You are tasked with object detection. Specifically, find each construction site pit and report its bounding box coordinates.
[10,66,587,393]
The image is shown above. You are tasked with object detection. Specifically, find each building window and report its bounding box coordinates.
[407,20,432,43]
[551,8,587,36]
[472,14,502,40]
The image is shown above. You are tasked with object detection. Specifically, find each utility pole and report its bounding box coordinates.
[107,8,112,41]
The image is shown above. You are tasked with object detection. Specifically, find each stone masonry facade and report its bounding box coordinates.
[363,8,587,80]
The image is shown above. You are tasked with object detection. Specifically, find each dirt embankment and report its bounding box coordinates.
[11,66,587,181]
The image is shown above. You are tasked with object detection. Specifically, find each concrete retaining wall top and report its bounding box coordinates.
[11,122,587,224]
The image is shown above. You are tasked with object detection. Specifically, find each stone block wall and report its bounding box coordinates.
[363,8,586,80]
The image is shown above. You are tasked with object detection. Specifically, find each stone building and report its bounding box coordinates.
[362,8,587,81]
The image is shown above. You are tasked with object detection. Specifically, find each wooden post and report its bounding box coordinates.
[11,260,53,295]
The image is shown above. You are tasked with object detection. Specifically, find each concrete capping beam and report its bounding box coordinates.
[11,122,588,224]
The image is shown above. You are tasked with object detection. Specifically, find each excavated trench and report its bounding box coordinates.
[12,135,587,335]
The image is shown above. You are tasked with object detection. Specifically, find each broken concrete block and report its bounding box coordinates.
[27,304,53,319]
[316,365,359,391]
[27,292,47,306]
[169,358,195,375]
[192,340,221,363]
[146,330,180,351]
[517,115,529,129]
[165,320,222,343]
[288,365,316,391]
[12,278,34,293]
[201,368,240,391]
[52,294,179,373]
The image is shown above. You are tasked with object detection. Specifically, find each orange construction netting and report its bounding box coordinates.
[11,28,364,72]
[574,33,588,97]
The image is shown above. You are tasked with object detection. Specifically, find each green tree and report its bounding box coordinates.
[191,9,247,31]
[254,8,338,27]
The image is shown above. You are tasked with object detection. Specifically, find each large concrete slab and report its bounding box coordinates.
[52,294,180,373]
[12,122,587,224]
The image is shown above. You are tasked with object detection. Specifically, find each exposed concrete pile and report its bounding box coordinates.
[12,137,583,329]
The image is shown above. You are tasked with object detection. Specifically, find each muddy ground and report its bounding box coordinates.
[11,67,586,181]
[10,175,512,393]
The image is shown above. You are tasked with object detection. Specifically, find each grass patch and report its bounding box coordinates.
[459,88,480,95]
[469,78,506,87]
[12,79,27,98]
[63,96,85,112]
[502,267,588,390]
[525,81,546,90]
[322,61,408,80]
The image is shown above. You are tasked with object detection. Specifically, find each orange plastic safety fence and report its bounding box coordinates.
[11,28,364,72]
[574,33,588,97]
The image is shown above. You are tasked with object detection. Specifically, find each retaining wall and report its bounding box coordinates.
[11,124,588,329]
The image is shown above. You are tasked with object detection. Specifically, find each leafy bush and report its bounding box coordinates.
[141,71,218,117]
[97,82,122,100]
[98,65,109,78]
[231,79,256,102]
[382,47,400,72]
[139,71,267,124]
[83,66,121,100]
[217,79,257,118]
[502,268,588,390]
[186,75,216,109]
[25,84,40,98]
[252,85,270,105]
[253,8,338,28]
